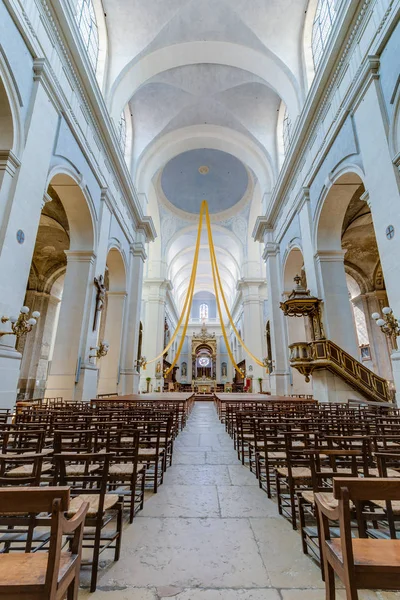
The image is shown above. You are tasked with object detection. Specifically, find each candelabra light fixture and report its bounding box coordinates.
[371,307,400,349]
[0,306,40,339]
[90,340,110,359]
[263,357,275,374]
[136,356,147,369]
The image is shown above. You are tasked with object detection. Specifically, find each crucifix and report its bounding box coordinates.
[93,274,106,331]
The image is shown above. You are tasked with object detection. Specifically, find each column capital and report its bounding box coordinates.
[0,150,21,177]
[314,249,347,263]
[64,250,96,264]
[42,191,53,209]
[100,187,114,211]
[360,189,371,208]
[252,216,272,243]
[262,242,280,262]
[130,242,147,262]
[297,187,310,212]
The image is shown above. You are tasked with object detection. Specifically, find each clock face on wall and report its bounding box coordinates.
[199,357,210,367]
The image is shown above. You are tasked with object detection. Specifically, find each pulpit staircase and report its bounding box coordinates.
[289,339,393,404]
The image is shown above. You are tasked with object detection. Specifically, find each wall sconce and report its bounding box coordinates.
[135,356,147,369]
[263,357,275,374]
[90,340,110,359]
[0,306,40,339]
[372,307,400,349]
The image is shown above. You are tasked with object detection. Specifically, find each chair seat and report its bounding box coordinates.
[372,499,400,515]
[109,463,145,476]
[277,467,312,478]
[0,551,76,590]
[366,468,400,478]
[138,448,164,457]
[67,493,119,517]
[326,538,400,570]
[65,464,99,475]
[268,451,286,459]
[301,490,351,509]
[6,462,53,477]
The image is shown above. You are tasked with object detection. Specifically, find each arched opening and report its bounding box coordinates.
[283,247,312,394]
[97,247,127,395]
[0,77,14,151]
[315,171,393,382]
[17,172,96,400]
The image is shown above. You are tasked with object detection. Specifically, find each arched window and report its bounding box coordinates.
[312,0,338,69]
[75,0,99,70]
[282,107,292,155]
[199,303,209,321]
[117,111,127,153]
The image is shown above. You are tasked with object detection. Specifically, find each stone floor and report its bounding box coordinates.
[80,402,395,600]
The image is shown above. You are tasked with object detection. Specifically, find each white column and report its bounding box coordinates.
[0,71,59,408]
[299,189,319,296]
[140,279,171,392]
[238,279,267,390]
[263,237,291,395]
[0,151,20,241]
[353,57,400,399]
[364,291,393,381]
[119,238,146,394]
[98,291,127,395]
[45,251,96,399]
[315,250,359,358]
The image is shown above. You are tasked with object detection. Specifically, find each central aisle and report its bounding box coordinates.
[82,402,382,600]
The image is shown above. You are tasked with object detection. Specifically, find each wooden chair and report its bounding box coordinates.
[316,478,400,599]
[0,487,88,599]
[54,452,123,592]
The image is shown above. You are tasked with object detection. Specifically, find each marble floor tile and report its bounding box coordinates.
[97,517,271,589]
[163,464,232,486]
[173,451,207,464]
[228,465,259,486]
[139,484,219,518]
[218,485,279,518]
[250,517,325,589]
[160,589,280,600]
[206,451,240,465]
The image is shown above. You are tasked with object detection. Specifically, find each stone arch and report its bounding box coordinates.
[282,243,305,293]
[46,168,96,252]
[282,246,311,395]
[98,246,128,395]
[0,58,23,156]
[108,42,301,124]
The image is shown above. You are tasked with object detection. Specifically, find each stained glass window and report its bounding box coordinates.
[117,111,127,153]
[312,0,338,69]
[199,303,209,321]
[282,107,292,155]
[75,0,99,70]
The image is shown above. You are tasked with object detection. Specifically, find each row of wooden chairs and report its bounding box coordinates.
[0,398,193,593]
[217,397,400,599]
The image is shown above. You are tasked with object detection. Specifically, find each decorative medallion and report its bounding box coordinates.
[198,166,209,175]
[386,225,395,240]
[16,230,25,244]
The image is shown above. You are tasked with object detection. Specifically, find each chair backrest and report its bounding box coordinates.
[333,477,400,502]
[0,486,70,513]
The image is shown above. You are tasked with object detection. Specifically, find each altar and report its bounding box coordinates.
[193,378,216,393]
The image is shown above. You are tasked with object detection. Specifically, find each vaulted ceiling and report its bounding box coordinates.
[102,0,312,306]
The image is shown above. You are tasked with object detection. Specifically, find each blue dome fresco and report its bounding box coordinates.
[161,149,248,214]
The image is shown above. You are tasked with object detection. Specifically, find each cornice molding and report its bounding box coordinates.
[0,150,21,176]
[252,216,272,243]
[5,0,155,242]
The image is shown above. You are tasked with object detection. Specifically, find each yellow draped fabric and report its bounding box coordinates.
[145,200,265,376]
